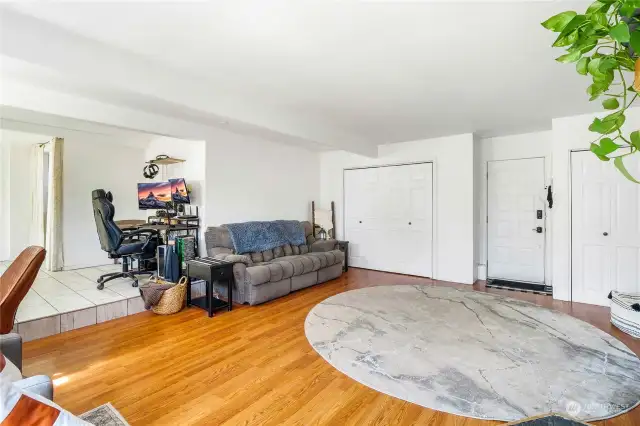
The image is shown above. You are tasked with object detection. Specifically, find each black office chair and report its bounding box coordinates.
[91,189,158,290]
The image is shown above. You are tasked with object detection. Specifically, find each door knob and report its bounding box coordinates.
[408,222,412,225]
[532,227,543,233]
[359,221,362,223]
[603,232,609,236]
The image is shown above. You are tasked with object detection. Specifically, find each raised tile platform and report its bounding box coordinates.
[0,261,183,341]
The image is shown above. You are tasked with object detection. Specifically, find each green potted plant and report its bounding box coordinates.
[542,0,640,181]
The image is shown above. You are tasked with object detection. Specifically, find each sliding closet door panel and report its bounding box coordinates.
[345,168,380,269]
[571,151,640,306]
[344,163,433,277]
[610,153,640,294]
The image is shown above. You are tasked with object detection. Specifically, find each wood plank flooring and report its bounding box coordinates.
[23,268,640,425]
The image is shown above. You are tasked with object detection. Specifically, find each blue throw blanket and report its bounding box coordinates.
[225,220,306,254]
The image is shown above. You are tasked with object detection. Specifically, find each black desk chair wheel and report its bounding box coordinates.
[92,189,159,290]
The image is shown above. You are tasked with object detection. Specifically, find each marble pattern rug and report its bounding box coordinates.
[304,285,640,422]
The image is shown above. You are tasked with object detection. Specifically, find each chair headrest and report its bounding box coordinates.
[106,191,113,202]
[92,189,107,200]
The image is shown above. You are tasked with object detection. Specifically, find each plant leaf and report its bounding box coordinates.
[620,3,637,17]
[587,1,609,14]
[542,11,578,32]
[599,137,619,154]
[602,98,620,109]
[589,112,625,134]
[610,22,631,43]
[614,156,640,183]
[631,131,640,150]
[556,50,582,63]
[631,32,640,55]
[553,15,587,46]
[576,57,590,75]
[590,143,612,160]
[588,57,602,76]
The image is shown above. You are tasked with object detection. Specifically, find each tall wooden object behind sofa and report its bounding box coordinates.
[311,201,336,239]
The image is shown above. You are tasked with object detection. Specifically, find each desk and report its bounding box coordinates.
[115,219,147,230]
[136,223,200,253]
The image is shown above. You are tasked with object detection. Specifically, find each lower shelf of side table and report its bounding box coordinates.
[189,295,230,313]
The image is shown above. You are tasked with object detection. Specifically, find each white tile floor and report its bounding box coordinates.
[1,260,151,340]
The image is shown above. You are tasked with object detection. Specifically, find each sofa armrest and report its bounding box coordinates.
[0,333,22,371]
[14,375,54,400]
[310,239,338,253]
[213,253,253,266]
[208,247,233,257]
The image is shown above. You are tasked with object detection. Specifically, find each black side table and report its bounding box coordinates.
[186,257,234,317]
[337,240,349,272]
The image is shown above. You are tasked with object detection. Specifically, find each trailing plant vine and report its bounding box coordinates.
[542,0,640,182]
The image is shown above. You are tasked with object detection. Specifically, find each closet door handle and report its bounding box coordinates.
[603,232,608,236]
[408,222,412,225]
[359,221,362,224]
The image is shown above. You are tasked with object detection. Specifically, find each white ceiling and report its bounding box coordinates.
[1,1,596,152]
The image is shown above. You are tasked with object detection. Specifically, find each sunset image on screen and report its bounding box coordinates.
[138,182,171,209]
[173,180,187,197]
[170,178,190,203]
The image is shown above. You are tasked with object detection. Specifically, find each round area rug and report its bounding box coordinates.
[304,285,640,422]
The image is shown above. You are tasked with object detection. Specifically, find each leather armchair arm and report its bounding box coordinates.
[310,239,338,252]
[0,333,22,370]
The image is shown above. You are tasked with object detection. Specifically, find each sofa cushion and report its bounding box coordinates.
[247,262,294,286]
[299,245,309,254]
[273,246,284,258]
[246,250,344,286]
[250,252,264,263]
[262,249,274,262]
[283,244,293,256]
[307,250,344,268]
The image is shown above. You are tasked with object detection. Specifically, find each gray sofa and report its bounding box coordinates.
[205,221,344,305]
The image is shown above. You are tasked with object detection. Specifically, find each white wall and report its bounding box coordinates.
[320,133,476,284]
[63,134,146,269]
[0,142,12,260]
[475,131,552,281]
[204,128,320,226]
[0,134,47,261]
[551,107,640,302]
[8,145,34,259]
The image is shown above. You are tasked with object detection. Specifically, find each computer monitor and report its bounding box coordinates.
[138,182,171,209]
[169,178,190,204]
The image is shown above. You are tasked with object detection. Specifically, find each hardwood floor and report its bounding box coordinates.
[23,268,640,425]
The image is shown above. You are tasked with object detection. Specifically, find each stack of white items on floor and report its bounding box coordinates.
[609,290,640,338]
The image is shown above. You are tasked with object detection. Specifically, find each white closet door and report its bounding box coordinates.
[344,163,433,277]
[572,151,640,306]
[487,158,546,283]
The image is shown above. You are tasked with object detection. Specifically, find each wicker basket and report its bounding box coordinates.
[151,276,187,315]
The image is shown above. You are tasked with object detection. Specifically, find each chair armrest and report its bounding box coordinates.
[310,239,338,252]
[0,333,22,370]
[14,375,54,400]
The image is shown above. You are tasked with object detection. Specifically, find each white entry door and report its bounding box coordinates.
[571,150,640,306]
[487,158,546,283]
[344,163,433,277]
